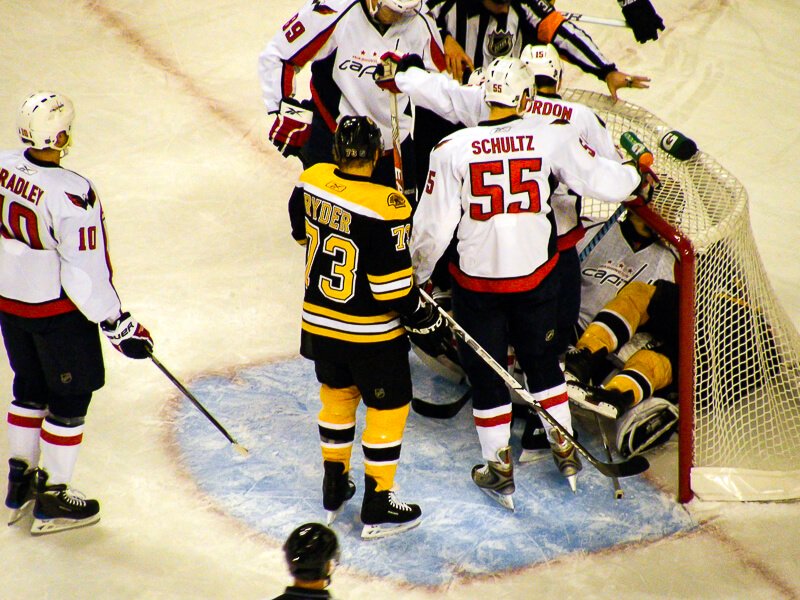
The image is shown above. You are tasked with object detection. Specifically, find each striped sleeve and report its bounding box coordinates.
[368,267,415,301]
[363,215,420,316]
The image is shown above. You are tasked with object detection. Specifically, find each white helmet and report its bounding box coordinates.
[17,92,75,155]
[483,57,534,110]
[466,66,486,88]
[520,43,562,87]
[369,0,422,18]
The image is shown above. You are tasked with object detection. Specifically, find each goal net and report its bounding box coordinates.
[565,89,800,502]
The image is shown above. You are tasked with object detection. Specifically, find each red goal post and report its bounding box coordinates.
[565,89,800,503]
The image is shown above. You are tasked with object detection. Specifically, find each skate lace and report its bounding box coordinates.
[60,488,88,507]
[387,491,412,512]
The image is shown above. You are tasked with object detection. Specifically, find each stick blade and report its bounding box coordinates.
[598,454,650,478]
[233,444,250,457]
[411,391,471,419]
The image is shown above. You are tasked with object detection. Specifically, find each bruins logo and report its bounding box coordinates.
[387,193,406,208]
[326,181,346,192]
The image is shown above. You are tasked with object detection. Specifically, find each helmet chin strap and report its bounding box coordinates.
[368,0,381,18]
[55,132,72,158]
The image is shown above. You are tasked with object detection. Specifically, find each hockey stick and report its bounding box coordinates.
[562,12,628,28]
[420,289,649,479]
[411,389,472,419]
[382,49,405,194]
[578,203,628,263]
[596,413,624,499]
[389,90,404,194]
[148,351,249,456]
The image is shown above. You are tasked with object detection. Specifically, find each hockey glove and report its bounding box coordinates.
[618,0,664,44]
[402,298,454,359]
[268,98,314,158]
[101,312,154,359]
[375,52,425,94]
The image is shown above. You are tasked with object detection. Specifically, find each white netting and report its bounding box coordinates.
[564,89,800,500]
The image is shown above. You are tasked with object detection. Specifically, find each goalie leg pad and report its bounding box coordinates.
[615,396,679,457]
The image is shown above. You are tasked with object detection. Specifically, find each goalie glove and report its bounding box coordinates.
[101,312,154,359]
[402,297,455,360]
[374,52,425,94]
[618,0,664,44]
[268,98,314,158]
[615,396,678,457]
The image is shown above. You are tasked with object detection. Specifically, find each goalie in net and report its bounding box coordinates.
[560,201,680,458]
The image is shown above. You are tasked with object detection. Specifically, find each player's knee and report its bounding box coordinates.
[46,392,92,422]
[46,413,86,427]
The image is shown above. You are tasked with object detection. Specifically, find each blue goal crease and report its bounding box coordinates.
[172,354,696,586]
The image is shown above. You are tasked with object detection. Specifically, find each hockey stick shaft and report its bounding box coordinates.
[578,203,627,263]
[148,352,249,455]
[562,12,628,28]
[596,413,624,499]
[419,289,649,478]
[389,91,404,194]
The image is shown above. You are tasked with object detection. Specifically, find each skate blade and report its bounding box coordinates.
[566,474,578,494]
[30,514,100,536]
[7,500,34,526]
[567,383,618,419]
[360,516,421,540]
[326,507,343,526]
[518,449,549,464]
[478,487,515,511]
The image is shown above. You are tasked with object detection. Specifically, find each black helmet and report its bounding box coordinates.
[333,115,383,163]
[283,522,340,582]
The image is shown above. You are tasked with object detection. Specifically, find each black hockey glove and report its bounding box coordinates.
[101,312,154,359]
[618,0,664,43]
[402,298,454,359]
[375,52,425,94]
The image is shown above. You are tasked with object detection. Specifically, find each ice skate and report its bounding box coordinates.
[322,461,355,525]
[549,430,582,493]
[360,475,421,540]
[564,346,607,385]
[519,415,550,464]
[30,471,100,536]
[566,380,620,419]
[6,458,36,526]
[471,446,515,510]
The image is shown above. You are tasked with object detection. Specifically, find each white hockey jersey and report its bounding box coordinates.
[0,149,121,322]
[258,0,446,151]
[411,116,639,293]
[395,68,623,248]
[576,217,678,330]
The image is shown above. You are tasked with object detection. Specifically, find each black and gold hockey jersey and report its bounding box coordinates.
[289,163,419,359]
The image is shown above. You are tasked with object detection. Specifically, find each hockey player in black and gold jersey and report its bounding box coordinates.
[288,116,452,540]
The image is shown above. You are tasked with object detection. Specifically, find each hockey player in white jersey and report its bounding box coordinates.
[379,44,626,454]
[410,57,645,505]
[258,0,446,203]
[1,92,153,534]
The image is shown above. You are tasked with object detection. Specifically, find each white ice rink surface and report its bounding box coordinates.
[1,1,798,598]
